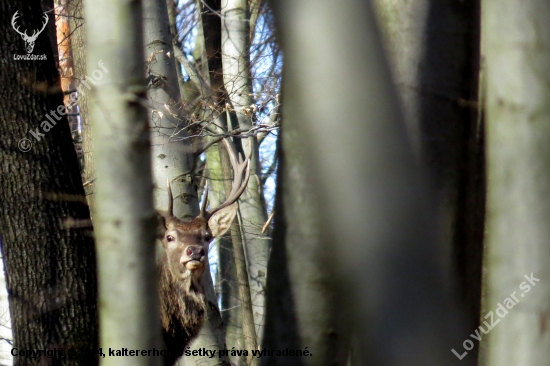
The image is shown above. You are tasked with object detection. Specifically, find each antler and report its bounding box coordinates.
[11,11,27,38]
[29,13,49,41]
[166,178,174,218]
[199,138,250,220]
[11,11,48,41]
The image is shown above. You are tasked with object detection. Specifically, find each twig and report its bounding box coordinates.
[261,211,275,234]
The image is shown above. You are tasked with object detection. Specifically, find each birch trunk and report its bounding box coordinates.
[85,0,161,365]
[482,0,550,364]
[221,0,269,340]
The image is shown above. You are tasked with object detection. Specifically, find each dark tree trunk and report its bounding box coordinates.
[269,0,474,364]
[201,0,224,95]
[373,2,484,358]
[416,3,484,348]
[0,1,99,365]
[260,105,348,366]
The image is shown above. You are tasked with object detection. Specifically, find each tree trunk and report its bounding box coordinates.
[142,0,200,220]
[195,1,259,362]
[219,141,258,366]
[67,0,94,216]
[141,1,229,364]
[0,1,98,365]
[221,0,269,341]
[372,2,484,359]
[261,110,349,366]
[269,0,473,364]
[205,138,246,365]
[54,0,78,142]
[84,0,161,365]
[481,1,550,365]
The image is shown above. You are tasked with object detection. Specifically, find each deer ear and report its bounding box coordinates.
[208,203,238,238]
[157,212,169,240]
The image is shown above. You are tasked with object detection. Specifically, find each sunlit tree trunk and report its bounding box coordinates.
[67,0,95,215]
[205,137,247,365]
[221,0,269,341]
[84,0,161,365]
[481,1,550,365]
[218,139,258,366]
[194,0,257,360]
[142,0,199,219]
[55,0,78,139]
[141,1,229,364]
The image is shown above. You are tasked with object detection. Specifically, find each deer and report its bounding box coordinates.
[158,138,250,366]
[11,11,48,54]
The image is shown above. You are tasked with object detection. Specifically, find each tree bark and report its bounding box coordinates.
[372,2,484,358]
[269,0,473,364]
[84,0,161,365]
[54,0,78,142]
[221,0,269,340]
[142,0,199,220]
[261,108,348,366]
[67,0,94,216]
[219,141,258,366]
[196,0,260,344]
[481,1,550,365]
[0,1,98,365]
[141,1,229,364]
[205,138,246,365]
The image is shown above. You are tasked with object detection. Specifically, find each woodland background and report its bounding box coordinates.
[0,0,549,365]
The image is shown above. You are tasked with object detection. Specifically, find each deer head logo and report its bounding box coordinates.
[11,11,48,54]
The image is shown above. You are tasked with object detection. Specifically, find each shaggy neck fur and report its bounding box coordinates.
[159,254,206,365]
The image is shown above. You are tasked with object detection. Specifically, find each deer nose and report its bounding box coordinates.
[185,246,205,261]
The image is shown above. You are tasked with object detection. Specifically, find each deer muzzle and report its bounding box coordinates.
[182,245,205,271]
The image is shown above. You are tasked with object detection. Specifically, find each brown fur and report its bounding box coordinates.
[158,217,211,366]
[159,252,206,366]
[158,209,237,365]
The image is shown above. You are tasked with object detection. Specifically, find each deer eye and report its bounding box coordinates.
[204,234,212,242]
[166,235,174,242]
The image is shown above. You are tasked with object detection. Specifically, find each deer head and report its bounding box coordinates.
[158,138,250,290]
[11,11,48,54]
[158,138,249,365]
